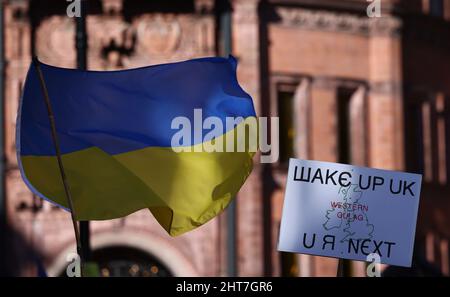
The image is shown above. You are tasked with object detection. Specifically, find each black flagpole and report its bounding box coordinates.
[32,57,83,274]
[337,258,344,277]
[76,0,91,270]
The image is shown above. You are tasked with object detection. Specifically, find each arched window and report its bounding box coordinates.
[430,0,444,17]
[59,246,173,277]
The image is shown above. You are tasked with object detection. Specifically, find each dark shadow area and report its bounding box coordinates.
[382,241,443,277]
[0,222,46,277]
[57,246,173,277]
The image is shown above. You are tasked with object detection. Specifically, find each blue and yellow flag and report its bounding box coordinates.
[17,56,256,236]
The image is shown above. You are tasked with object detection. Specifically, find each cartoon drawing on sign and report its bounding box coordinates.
[323,184,374,243]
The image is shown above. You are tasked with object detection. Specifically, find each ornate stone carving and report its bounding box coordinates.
[102,0,123,15]
[35,16,76,67]
[87,16,134,69]
[275,7,402,37]
[369,81,402,96]
[135,14,182,56]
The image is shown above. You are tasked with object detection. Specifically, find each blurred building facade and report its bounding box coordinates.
[1,0,450,276]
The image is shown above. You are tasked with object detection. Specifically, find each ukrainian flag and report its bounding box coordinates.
[17,56,256,236]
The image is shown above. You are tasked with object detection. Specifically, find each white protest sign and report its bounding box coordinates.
[278,158,422,267]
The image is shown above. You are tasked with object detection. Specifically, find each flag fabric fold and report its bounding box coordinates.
[17,56,256,236]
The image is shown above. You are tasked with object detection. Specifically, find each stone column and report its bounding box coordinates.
[367,17,404,171]
[309,77,339,276]
[233,0,264,276]
[310,77,338,163]
[4,0,31,169]
[349,85,368,166]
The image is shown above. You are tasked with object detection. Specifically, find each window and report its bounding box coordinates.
[405,92,449,185]
[337,87,353,164]
[336,85,367,166]
[278,90,295,164]
[430,0,444,17]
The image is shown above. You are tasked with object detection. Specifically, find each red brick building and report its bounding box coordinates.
[1,0,449,276]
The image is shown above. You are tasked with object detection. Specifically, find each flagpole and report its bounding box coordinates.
[337,259,344,277]
[76,0,91,268]
[32,57,83,275]
[219,0,237,277]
